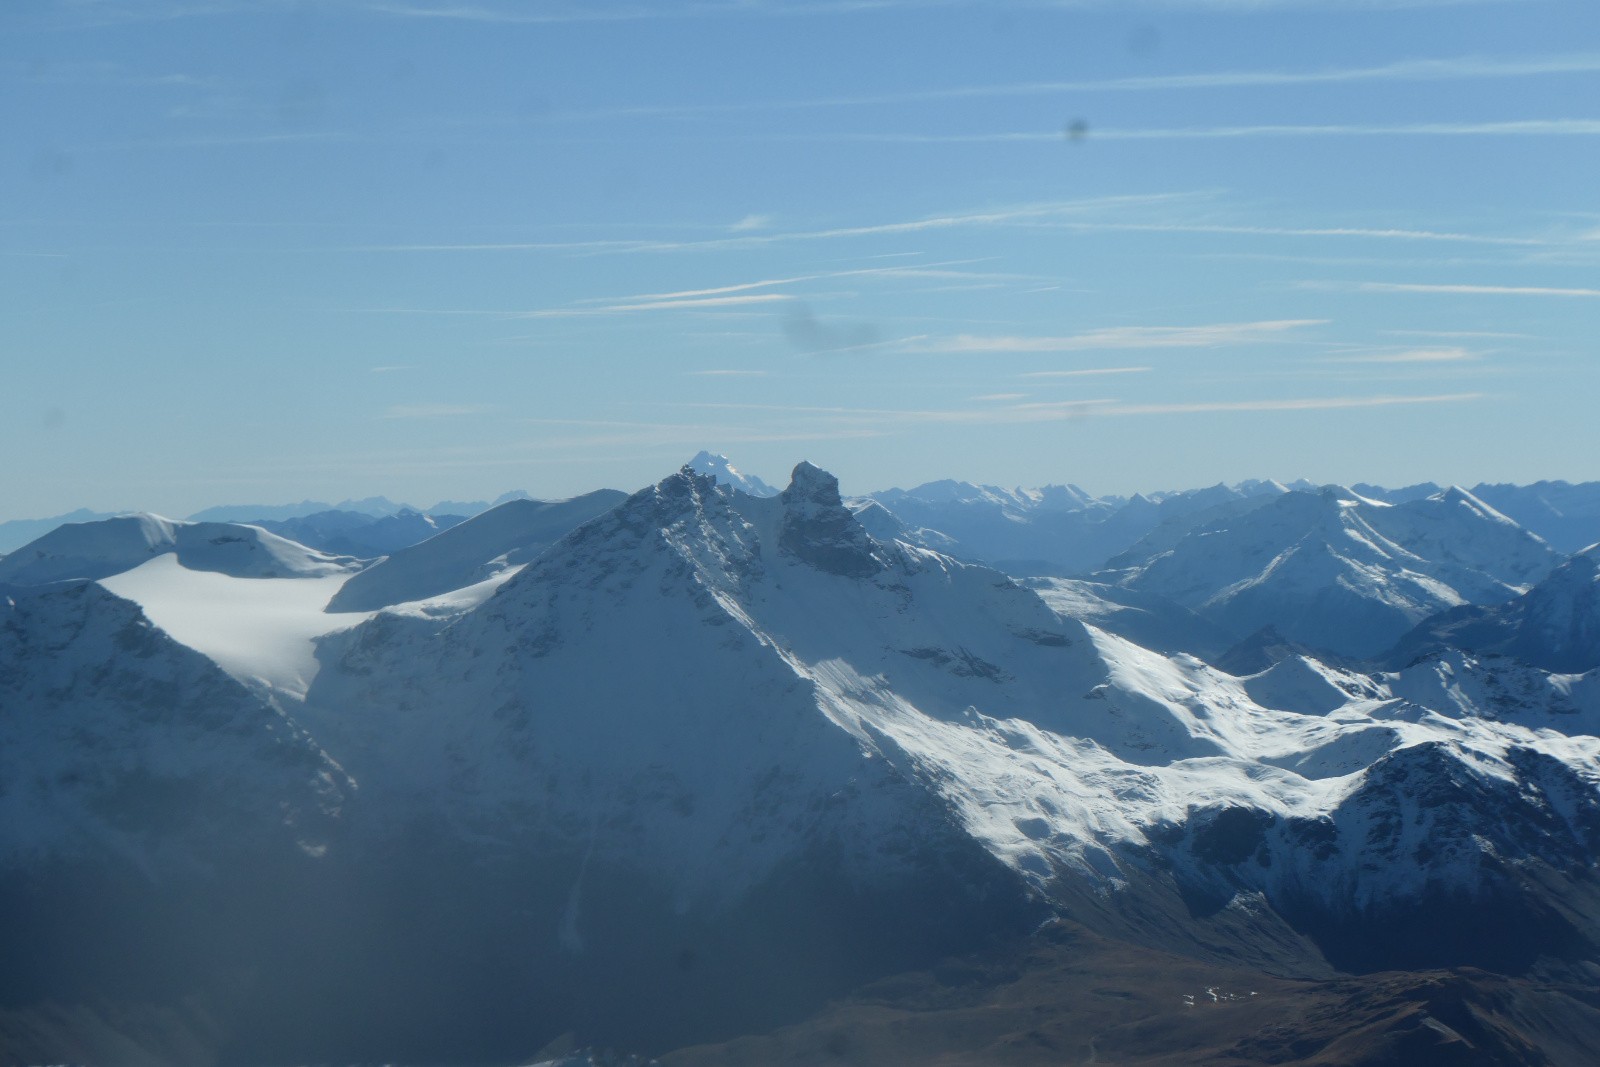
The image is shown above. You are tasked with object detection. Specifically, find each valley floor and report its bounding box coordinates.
[667,921,1600,1067]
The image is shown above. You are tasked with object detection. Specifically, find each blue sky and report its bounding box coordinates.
[4,0,1598,519]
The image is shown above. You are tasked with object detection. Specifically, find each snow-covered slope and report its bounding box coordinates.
[844,496,963,555]
[867,478,1286,576]
[0,580,349,868]
[1469,480,1600,554]
[0,579,361,1055]
[99,556,373,698]
[1022,576,1239,661]
[1389,543,1600,673]
[1104,486,1556,658]
[0,514,360,586]
[1351,481,1444,504]
[326,490,626,612]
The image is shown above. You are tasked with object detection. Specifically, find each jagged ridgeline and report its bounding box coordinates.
[2,463,1600,1065]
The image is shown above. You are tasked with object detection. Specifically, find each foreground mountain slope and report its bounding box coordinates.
[666,919,1600,1067]
[0,581,348,866]
[0,581,351,1021]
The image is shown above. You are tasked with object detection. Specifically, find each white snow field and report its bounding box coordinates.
[99,554,372,699]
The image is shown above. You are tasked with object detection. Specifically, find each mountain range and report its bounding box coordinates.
[2,456,1600,1065]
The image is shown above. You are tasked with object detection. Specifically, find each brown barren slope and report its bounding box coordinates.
[664,921,1600,1067]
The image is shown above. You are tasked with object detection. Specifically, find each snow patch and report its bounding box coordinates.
[100,555,372,699]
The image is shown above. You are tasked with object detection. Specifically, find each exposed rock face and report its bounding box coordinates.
[779,462,883,578]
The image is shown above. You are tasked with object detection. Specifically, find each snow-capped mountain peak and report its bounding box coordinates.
[687,450,779,497]
[1105,485,1557,657]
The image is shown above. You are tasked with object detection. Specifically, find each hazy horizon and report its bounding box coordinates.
[5,449,1597,527]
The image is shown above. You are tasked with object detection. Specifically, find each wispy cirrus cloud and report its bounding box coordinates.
[1050,221,1543,247]
[1353,281,1600,297]
[361,0,1502,27]
[514,415,887,449]
[808,119,1600,145]
[680,390,1487,427]
[1326,346,1478,364]
[1382,329,1535,340]
[360,1,977,25]
[350,196,1549,265]
[362,1,633,22]
[522,293,793,317]
[1020,367,1153,377]
[348,261,1053,322]
[906,320,1325,354]
[1081,392,1487,418]
[552,53,1600,123]
[578,262,1039,304]
[351,193,1200,254]
[1093,119,1600,140]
